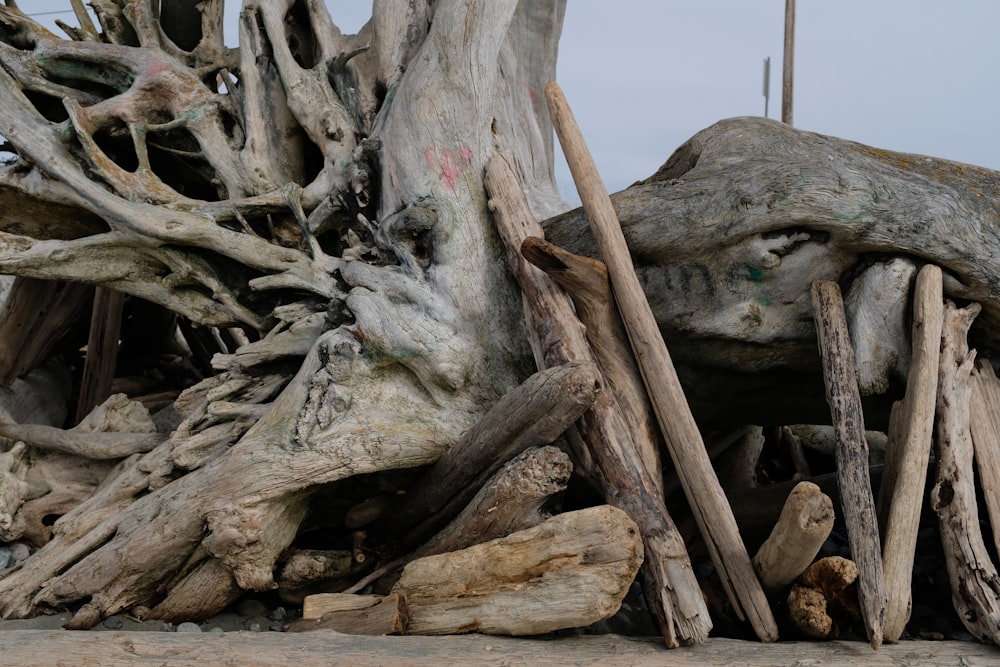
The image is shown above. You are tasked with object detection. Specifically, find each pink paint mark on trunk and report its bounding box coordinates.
[425,144,474,191]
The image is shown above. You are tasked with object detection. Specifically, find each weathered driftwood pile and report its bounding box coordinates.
[1,77,999,651]
[291,85,1000,648]
[1,81,999,653]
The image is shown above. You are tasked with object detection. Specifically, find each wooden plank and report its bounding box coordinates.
[0,632,991,666]
[545,80,777,643]
[810,280,887,649]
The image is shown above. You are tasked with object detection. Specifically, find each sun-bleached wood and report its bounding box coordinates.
[0,632,991,667]
[485,152,710,647]
[545,81,777,643]
[932,301,1000,644]
[970,358,1000,558]
[520,236,664,493]
[752,481,834,595]
[392,505,643,636]
[877,264,943,642]
[810,280,886,649]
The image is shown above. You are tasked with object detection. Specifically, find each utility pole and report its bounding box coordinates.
[763,57,771,118]
[782,0,796,125]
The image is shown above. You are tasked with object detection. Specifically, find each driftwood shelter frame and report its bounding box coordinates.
[0,0,999,662]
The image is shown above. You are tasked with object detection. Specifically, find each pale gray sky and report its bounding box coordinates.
[26,1,1000,200]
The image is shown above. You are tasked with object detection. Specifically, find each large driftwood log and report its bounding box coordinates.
[811,280,886,649]
[970,358,1000,557]
[391,505,643,636]
[0,634,991,667]
[932,301,1000,644]
[542,116,1000,428]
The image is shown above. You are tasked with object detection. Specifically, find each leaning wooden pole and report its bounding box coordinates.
[485,152,712,647]
[810,280,887,649]
[545,81,778,643]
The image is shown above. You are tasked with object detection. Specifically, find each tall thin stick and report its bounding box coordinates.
[811,280,886,649]
[879,265,943,642]
[545,81,777,643]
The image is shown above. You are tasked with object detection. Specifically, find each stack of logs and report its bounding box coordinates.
[288,83,1000,648]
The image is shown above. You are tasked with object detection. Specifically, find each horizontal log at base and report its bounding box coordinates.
[392,505,643,636]
[0,632,990,667]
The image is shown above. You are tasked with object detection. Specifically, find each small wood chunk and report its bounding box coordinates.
[393,505,643,636]
[788,556,862,640]
[811,280,887,649]
[288,592,408,635]
[303,593,384,620]
[752,481,834,595]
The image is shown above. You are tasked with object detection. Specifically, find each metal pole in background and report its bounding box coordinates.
[782,0,796,125]
[763,57,771,118]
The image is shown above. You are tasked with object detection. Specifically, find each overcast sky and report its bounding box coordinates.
[28,1,1000,199]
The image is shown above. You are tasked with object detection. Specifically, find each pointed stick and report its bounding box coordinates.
[545,81,777,643]
[811,280,886,649]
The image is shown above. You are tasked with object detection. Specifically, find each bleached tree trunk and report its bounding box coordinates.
[0,0,566,627]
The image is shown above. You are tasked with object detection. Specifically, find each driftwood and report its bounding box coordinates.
[877,264,943,642]
[391,505,643,636]
[380,361,600,548]
[811,280,886,648]
[485,151,710,646]
[521,236,664,492]
[75,286,125,422]
[932,301,1000,644]
[288,592,409,635]
[542,117,1000,429]
[0,278,91,386]
[346,445,573,595]
[0,634,989,667]
[545,82,776,643]
[752,481,834,595]
[788,556,862,640]
[971,359,1000,557]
